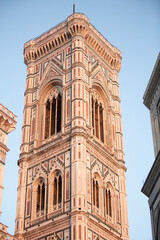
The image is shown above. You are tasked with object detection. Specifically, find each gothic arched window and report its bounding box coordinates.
[93,179,99,208]
[53,172,62,206]
[36,178,45,213]
[92,96,104,143]
[45,89,62,139]
[106,189,112,217]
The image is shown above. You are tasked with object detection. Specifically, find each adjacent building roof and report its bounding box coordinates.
[143,53,160,110]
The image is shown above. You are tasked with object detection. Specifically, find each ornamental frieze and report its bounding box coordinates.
[87,145,118,174]
[24,13,121,73]
[28,142,70,167]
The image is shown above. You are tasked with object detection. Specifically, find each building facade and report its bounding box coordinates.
[15,13,129,240]
[142,53,160,240]
[0,104,17,240]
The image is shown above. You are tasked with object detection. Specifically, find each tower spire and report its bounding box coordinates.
[73,3,75,14]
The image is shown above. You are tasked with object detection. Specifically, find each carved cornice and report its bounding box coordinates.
[85,33,121,72]
[24,21,88,64]
[0,104,17,134]
[143,52,160,110]
[24,13,122,72]
[24,31,71,65]
[0,142,9,153]
[22,215,69,239]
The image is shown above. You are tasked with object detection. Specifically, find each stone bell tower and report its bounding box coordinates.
[15,12,129,240]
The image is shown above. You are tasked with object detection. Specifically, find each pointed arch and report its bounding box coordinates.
[36,65,63,144]
[52,170,62,206]
[44,89,62,138]
[31,176,47,222]
[34,177,45,213]
[48,169,63,216]
[105,188,112,217]
[92,171,103,215]
[91,80,112,150]
[105,182,116,221]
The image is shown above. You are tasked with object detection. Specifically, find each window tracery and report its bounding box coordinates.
[31,177,46,222]
[105,189,112,217]
[93,178,99,209]
[36,178,45,214]
[92,169,117,223]
[104,182,116,223]
[48,170,63,215]
[45,88,62,139]
[91,91,104,143]
[53,174,62,206]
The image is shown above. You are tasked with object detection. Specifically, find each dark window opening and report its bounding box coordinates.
[36,179,45,213]
[92,97,104,143]
[53,174,62,206]
[45,92,62,138]
[106,189,112,217]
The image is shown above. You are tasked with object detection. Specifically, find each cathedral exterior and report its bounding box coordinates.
[0,104,17,240]
[15,13,129,240]
[142,53,160,240]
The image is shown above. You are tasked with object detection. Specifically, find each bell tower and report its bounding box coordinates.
[15,12,129,240]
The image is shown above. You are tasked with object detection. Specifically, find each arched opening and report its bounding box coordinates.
[45,91,62,139]
[58,175,62,204]
[36,178,45,213]
[106,189,112,217]
[53,177,57,205]
[105,182,115,220]
[96,180,99,208]
[57,94,62,133]
[26,188,31,216]
[53,171,62,206]
[93,178,99,208]
[91,95,104,143]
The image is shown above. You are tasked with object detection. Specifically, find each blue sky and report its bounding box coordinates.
[0,0,160,239]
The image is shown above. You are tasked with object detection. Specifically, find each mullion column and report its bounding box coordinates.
[40,184,42,212]
[94,180,96,206]
[95,181,96,207]
[93,100,96,136]
[107,190,109,215]
[92,98,94,135]
[57,177,59,205]
[109,191,112,217]
[95,181,98,208]
[102,107,105,144]
[49,101,52,137]
[55,98,58,134]
[105,190,107,215]
[44,103,47,139]
[98,103,100,139]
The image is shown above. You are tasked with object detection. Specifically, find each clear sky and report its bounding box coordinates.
[0,0,160,239]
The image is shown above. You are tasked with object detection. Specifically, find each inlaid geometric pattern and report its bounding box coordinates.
[15,12,129,240]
